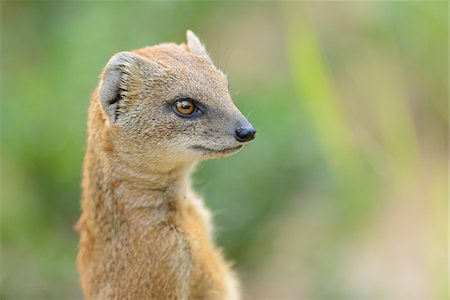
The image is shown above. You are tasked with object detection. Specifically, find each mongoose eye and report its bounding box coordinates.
[173,99,197,117]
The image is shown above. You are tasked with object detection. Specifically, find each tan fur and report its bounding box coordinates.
[77,31,254,299]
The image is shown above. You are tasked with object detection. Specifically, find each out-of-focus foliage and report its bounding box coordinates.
[1,2,447,299]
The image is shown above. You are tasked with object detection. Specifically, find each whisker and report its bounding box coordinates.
[224,46,238,75]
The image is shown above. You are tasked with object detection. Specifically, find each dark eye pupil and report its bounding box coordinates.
[181,102,191,109]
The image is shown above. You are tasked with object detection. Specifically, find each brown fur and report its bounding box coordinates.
[77,31,254,299]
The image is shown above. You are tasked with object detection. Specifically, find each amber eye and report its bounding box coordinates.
[174,99,197,116]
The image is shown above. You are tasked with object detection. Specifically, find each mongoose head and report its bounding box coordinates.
[95,30,255,170]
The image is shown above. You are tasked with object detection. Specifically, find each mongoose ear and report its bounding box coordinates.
[99,51,143,124]
[186,30,211,61]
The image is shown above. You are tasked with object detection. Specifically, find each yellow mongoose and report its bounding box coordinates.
[77,30,255,300]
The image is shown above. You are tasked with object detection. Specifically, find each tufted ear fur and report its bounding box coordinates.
[99,51,144,123]
[186,30,211,61]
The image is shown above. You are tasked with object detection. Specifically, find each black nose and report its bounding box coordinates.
[235,126,256,142]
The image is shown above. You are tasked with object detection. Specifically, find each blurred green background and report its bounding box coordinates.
[1,2,447,299]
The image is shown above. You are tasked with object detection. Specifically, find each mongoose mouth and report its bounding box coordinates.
[191,145,243,154]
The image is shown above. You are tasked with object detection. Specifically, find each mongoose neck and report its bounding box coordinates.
[84,137,197,211]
